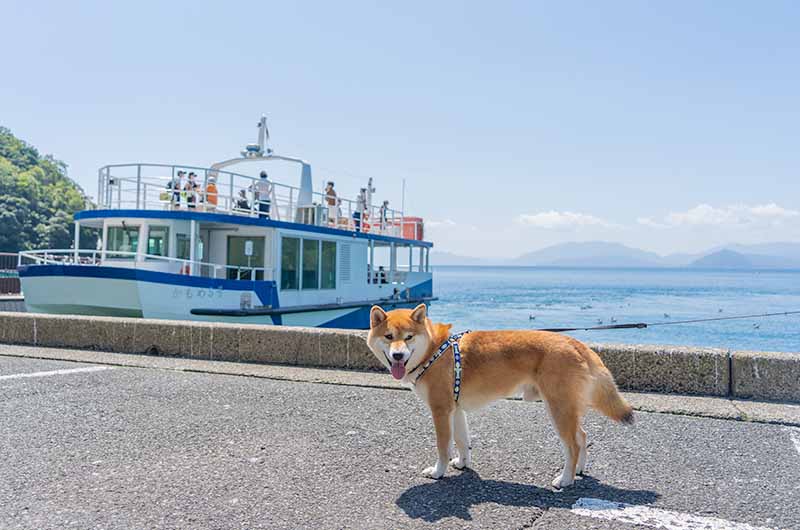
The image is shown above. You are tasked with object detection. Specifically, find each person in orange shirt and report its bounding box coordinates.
[205,176,218,210]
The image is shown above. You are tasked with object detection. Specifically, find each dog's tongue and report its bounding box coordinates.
[390,361,406,380]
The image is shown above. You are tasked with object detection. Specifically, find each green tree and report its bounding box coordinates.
[0,127,95,252]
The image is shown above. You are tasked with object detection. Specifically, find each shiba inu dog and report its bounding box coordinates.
[366,304,634,489]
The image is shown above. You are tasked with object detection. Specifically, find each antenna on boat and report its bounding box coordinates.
[366,177,375,213]
[401,178,406,214]
[243,115,272,158]
[214,115,312,206]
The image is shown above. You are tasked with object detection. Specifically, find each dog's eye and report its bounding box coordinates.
[384,334,393,340]
[405,335,413,341]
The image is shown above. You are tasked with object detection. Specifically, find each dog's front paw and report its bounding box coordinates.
[450,456,470,470]
[422,465,445,479]
[551,473,575,489]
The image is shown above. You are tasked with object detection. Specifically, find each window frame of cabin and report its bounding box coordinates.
[301,238,320,290]
[320,240,337,290]
[106,225,140,258]
[281,236,301,290]
[145,225,169,258]
[281,236,337,291]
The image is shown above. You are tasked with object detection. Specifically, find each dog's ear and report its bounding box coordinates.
[410,303,427,324]
[370,306,387,328]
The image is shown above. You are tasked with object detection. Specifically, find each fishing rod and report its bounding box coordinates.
[538,310,800,333]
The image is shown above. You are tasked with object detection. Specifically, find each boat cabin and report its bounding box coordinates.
[19,117,434,327]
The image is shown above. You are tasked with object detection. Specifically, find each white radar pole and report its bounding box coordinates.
[401,178,406,215]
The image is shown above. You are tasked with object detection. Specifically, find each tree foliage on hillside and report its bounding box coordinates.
[0,127,93,252]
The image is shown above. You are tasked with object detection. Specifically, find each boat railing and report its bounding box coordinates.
[18,249,268,281]
[96,163,424,240]
[368,269,410,285]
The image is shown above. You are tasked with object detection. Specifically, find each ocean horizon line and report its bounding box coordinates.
[432,264,800,273]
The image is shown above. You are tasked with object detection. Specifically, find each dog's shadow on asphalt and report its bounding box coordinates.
[396,469,660,522]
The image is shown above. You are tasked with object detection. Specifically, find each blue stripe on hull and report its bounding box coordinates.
[19,264,280,322]
[20,265,431,329]
[319,306,372,329]
[407,279,433,299]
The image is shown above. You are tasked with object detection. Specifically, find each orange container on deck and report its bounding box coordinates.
[401,217,424,240]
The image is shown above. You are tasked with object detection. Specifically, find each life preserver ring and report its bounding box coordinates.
[180,264,190,275]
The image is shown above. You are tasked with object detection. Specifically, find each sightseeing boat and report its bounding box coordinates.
[17,117,434,328]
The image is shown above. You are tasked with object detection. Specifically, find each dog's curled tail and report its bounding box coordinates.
[590,367,634,425]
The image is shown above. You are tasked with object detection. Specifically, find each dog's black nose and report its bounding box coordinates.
[392,352,404,361]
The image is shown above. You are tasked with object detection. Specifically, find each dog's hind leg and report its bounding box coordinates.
[450,408,471,470]
[575,427,587,475]
[544,400,582,489]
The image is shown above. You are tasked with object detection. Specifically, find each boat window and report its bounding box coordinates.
[321,241,336,289]
[107,226,139,258]
[147,226,169,257]
[176,234,190,260]
[302,239,319,289]
[227,236,265,280]
[281,237,300,290]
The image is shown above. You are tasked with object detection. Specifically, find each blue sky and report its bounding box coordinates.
[3,1,799,257]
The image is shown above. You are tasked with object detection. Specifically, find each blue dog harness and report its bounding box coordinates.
[410,331,471,402]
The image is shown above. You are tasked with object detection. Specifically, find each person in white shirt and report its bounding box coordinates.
[250,171,273,219]
[184,172,199,209]
[325,181,339,225]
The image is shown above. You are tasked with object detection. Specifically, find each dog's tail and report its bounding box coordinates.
[587,357,634,425]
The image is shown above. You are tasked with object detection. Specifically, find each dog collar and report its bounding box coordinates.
[409,331,470,402]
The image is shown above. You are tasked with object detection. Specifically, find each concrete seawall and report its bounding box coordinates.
[0,312,797,403]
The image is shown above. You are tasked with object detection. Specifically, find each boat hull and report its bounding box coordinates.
[19,264,427,329]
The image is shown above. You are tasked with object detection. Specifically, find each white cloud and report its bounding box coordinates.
[749,203,800,219]
[665,204,731,226]
[425,218,478,232]
[517,210,612,230]
[636,217,669,229]
[662,203,799,227]
[425,219,458,227]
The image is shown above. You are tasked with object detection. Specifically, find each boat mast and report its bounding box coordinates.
[256,115,270,156]
[209,115,313,208]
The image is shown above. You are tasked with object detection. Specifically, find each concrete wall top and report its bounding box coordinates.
[0,312,797,403]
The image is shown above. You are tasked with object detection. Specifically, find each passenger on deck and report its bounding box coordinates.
[353,188,367,232]
[379,200,389,231]
[205,176,218,210]
[325,181,339,224]
[378,265,387,284]
[168,171,185,207]
[236,189,250,211]
[185,172,199,209]
[250,171,273,219]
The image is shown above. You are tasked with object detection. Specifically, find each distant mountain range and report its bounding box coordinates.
[431,241,800,269]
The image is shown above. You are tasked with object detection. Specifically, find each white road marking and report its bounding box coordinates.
[0,366,113,381]
[787,427,800,456]
[571,498,772,530]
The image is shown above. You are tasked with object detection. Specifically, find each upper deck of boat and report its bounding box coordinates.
[87,162,429,247]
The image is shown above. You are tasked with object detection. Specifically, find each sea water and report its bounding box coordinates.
[430,266,800,353]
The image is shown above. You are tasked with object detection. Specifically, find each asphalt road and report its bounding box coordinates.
[1,354,798,529]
